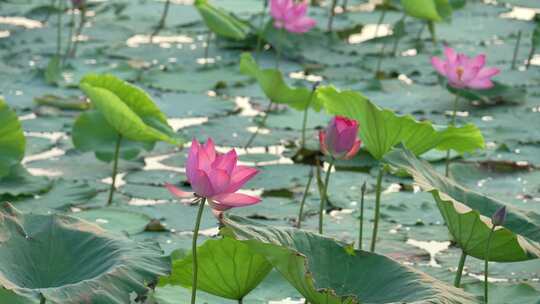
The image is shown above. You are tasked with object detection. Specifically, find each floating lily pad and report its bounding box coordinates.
[0,203,170,303]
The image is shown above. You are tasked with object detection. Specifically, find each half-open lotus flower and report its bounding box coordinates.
[270,0,316,33]
[166,138,260,214]
[431,47,500,90]
[319,116,362,160]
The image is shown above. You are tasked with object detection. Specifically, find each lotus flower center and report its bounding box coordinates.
[456,66,464,80]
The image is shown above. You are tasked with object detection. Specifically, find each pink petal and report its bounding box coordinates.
[319,130,329,156]
[467,78,494,90]
[335,127,358,154]
[211,193,261,208]
[444,47,457,64]
[468,54,486,69]
[431,57,446,76]
[165,183,193,198]
[460,65,481,83]
[212,149,237,175]
[344,139,362,160]
[285,17,316,33]
[208,169,231,195]
[227,166,259,193]
[203,138,216,162]
[475,67,500,79]
[191,169,215,198]
[186,138,201,183]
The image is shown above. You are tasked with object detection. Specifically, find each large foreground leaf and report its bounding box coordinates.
[223,215,476,304]
[160,237,272,300]
[385,147,540,262]
[195,0,249,40]
[316,86,485,160]
[240,53,319,111]
[0,99,25,178]
[0,203,170,303]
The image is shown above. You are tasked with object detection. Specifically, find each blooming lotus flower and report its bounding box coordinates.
[491,206,507,227]
[166,138,260,213]
[431,47,500,90]
[270,0,316,33]
[319,116,362,160]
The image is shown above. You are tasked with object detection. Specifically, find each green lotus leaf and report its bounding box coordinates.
[240,53,320,111]
[385,147,540,262]
[0,165,51,199]
[400,0,452,22]
[223,215,477,304]
[195,0,249,40]
[316,85,485,160]
[160,237,273,300]
[72,110,155,162]
[73,74,182,161]
[0,203,170,303]
[0,99,25,178]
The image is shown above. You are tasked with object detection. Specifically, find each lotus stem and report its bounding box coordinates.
[374,6,386,39]
[255,0,269,61]
[416,22,426,42]
[526,45,536,69]
[297,168,314,228]
[484,226,496,303]
[63,6,76,63]
[375,40,387,77]
[244,101,274,149]
[445,95,460,177]
[56,0,63,58]
[327,0,338,33]
[318,159,334,234]
[204,31,211,68]
[511,30,522,70]
[191,198,206,304]
[275,29,285,69]
[238,297,243,304]
[107,135,122,206]
[300,82,319,150]
[69,7,87,58]
[370,165,385,252]
[454,250,467,287]
[391,14,406,56]
[342,0,349,12]
[427,21,436,44]
[358,181,367,250]
[150,0,171,43]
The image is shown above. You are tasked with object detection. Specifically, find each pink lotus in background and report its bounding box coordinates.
[431,47,500,90]
[270,0,316,33]
[166,138,260,214]
[319,116,362,160]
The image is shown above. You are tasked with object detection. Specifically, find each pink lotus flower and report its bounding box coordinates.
[166,138,260,214]
[319,116,362,160]
[270,0,316,33]
[431,47,500,90]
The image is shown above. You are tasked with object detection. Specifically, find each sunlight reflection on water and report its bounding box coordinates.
[0,16,42,28]
[406,239,450,268]
[348,24,392,44]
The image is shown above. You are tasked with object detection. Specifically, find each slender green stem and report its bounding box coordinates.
[56,0,63,58]
[484,226,496,304]
[391,14,406,56]
[375,40,387,77]
[318,160,334,234]
[445,94,460,177]
[69,7,86,58]
[327,0,338,33]
[107,135,122,206]
[255,0,269,61]
[297,168,314,229]
[358,181,367,250]
[454,250,467,287]
[427,21,436,44]
[511,30,522,70]
[244,101,273,149]
[342,0,349,12]
[526,45,536,69]
[204,31,211,67]
[370,165,385,252]
[374,7,386,39]
[275,29,284,69]
[416,22,426,41]
[191,198,206,304]
[300,83,319,150]
[238,297,243,304]
[150,0,171,42]
[64,7,75,63]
